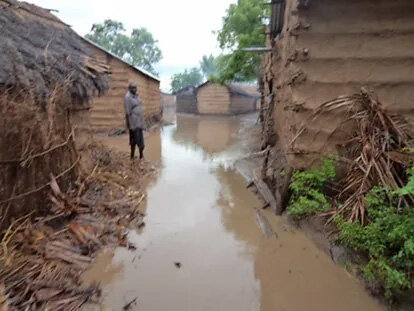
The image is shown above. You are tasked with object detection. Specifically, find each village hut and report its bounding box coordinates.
[197,81,258,115]
[261,0,414,169]
[0,0,108,227]
[233,83,261,110]
[161,91,176,109]
[176,85,198,114]
[82,39,161,133]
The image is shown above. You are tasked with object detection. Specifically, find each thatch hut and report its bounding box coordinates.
[83,39,161,133]
[0,0,108,226]
[176,85,198,114]
[197,81,258,115]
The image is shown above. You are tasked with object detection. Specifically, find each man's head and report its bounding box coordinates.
[128,82,137,95]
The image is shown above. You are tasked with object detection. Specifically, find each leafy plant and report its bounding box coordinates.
[288,156,337,218]
[170,68,203,93]
[215,0,268,82]
[335,174,414,298]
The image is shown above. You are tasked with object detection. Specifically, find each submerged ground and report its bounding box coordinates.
[85,114,382,311]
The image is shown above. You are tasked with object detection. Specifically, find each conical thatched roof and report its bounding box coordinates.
[0,0,109,106]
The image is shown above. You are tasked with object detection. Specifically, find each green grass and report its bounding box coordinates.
[287,156,413,299]
[335,184,414,299]
[288,155,336,218]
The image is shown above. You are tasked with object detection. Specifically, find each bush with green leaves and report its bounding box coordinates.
[286,154,414,299]
[288,156,337,217]
[336,180,414,299]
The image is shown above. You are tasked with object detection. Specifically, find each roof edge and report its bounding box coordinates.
[197,80,259,98]
[81,38,161,82]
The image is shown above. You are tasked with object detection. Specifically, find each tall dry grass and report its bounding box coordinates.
[0,82,81,230]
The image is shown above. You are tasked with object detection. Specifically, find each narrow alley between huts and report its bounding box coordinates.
[1,0,414,310]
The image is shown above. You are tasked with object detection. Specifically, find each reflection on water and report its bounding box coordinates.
[84,115,382,311]
[173,115,241,156]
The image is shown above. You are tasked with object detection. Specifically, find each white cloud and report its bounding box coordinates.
[29,0,236,91]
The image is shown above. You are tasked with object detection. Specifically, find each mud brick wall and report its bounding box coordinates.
[197,83,231,115]
[88,45,161,133]
[264,0,414,169]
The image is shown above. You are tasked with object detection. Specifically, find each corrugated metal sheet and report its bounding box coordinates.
[270,0,286,38]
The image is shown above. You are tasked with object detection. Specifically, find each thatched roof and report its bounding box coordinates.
[232,84,260,98]
[175,85,197,95]
[0,0,109,106]
[82,38,160,83]
[227,84,260,98]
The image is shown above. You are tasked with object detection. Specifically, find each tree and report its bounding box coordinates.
[170,68,203,93]
[199,54,218,80]
[85,19,162,75]
[216,0,268,81]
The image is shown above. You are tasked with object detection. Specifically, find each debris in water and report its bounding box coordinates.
[0,145,151,310]
[255,209,278,239]
[123,297,138,310]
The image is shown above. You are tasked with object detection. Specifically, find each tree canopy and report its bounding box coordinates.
[215,0,268,82]
[85,19,162,76]
[199,54,219,80]
[170,68,203,93]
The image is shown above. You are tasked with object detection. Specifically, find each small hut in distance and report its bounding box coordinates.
[197,81,259,115]
[176,81,259,115]
[176,85,198,114]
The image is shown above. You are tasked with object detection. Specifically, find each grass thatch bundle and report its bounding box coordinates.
[0,83,80,229]
[0,0,109,106]
[296,88,413,224]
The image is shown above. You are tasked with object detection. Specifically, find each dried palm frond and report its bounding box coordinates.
[295,88,413,224]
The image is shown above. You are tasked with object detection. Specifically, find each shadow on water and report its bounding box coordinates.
[84,114,383,311]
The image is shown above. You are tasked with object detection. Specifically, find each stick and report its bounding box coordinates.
[0,132,73,165]
[0,156,80,205]
[252,168,281,214]
[123,297,138,310]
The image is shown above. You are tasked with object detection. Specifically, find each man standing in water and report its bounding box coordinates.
[124,82,145,160]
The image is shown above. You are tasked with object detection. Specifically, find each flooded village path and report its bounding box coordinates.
[85,114,382,311]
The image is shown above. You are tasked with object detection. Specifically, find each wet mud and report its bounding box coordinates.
[85,114,383,311]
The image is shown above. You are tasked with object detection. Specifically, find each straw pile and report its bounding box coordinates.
[296,88,413,224]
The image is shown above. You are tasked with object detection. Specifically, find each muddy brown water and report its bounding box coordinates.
[85,114,383,311]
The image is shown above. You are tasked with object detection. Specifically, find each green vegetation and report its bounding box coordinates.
[171,0,268,90]
[170,68,203,93]
[287,156,414,299]
[85,19,162,75]
[288,156,336,218]
[199,54,220,80]
[336,182,414,299]
[215,0,268,82]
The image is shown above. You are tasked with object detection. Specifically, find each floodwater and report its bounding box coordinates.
[85,114,383,311]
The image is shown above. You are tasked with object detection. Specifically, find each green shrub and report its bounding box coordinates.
[287,154,414,299]
[336,178,414,298]
[288,156,336,218]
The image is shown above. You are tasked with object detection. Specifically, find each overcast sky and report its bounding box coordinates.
[30,0,236,91]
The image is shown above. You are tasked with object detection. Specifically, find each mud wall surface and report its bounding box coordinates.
[89,45,161,133]
[177,93,198,114]
[197,83,231,115]
[161,93,176,108]
[267,0,414,169]
[230,94,257,115]
[71,108,94,171]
